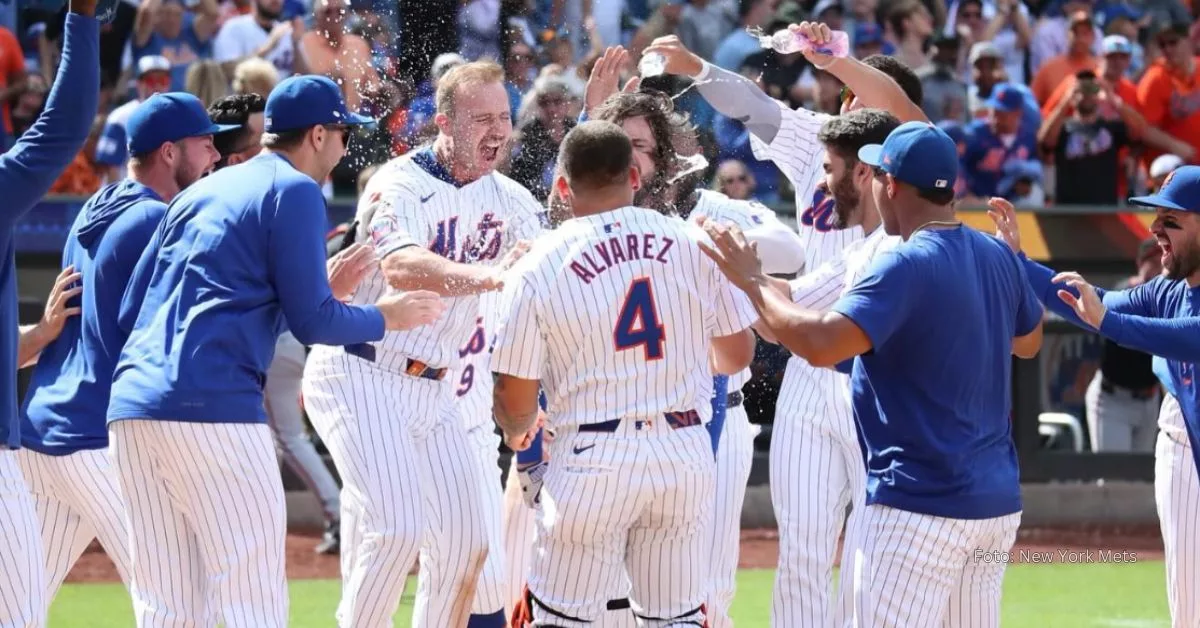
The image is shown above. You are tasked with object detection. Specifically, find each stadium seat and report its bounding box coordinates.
[1039,412,1084,452]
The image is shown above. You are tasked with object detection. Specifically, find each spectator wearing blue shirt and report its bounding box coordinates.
[17,92,230,610]
[699,121,1044,627]
[962,83,1039,199]
[130,0,220,91]
[712,0,774,72]
[0,1,100,625]
[107,75,444,626]
[94,55,172,184]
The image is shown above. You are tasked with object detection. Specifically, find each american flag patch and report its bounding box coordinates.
[603,221,622,233]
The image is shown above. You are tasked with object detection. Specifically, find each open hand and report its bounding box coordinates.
[1053,272,1107,329]
[327,242,377,301]
[40,265,82,340]
[377,290,445,331]
[986,196,1022,254]
[584,46,636,113]
[697,218,764,291]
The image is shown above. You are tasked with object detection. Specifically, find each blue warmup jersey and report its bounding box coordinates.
[107,152,387,425]
[1026,259,1200,476]
[21,181,166,454]
[961,120,1038,199]
[832,226,1042,519]
[0,14,99,448]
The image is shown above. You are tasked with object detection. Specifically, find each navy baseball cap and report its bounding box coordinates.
[855,23,885,46]
[264,75,376,134]
[127,92,239,156]
[858,121,958,191]
[986,83,1025,112]
[1129,166,1200,212]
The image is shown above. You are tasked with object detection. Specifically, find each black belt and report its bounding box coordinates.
[578,410,702,433]
[726,391,743,408]
[1100,378,1157,400]
[344,344,447,381]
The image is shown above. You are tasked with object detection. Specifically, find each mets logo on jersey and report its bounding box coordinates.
[799,184,837,232]
[430,213,506,263]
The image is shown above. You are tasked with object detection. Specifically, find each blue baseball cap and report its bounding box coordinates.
[126,92,239,156]
[264,75,376,134]
[1129,166,1200,212]
[998,159,1043,197]
[858,121,958,191]
[986,83,1025,112]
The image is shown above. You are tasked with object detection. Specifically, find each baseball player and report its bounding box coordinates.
[643,23,929,626]
[494,120,759,628]
[992,166,1200,628]
[1156,392,1200,627]
[18,92,227,615]
[301,61,545,628]
[0,2,99,625]
[108,75,442,627]
[208,92,346,554]
[703,121,1045,627]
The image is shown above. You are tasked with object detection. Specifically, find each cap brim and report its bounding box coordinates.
[343,112,378,129]
[858,144,885,167]
[1128,194,1187,211]
[209,123,242,135]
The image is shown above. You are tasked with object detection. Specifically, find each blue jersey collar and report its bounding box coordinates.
[413,146,469,188]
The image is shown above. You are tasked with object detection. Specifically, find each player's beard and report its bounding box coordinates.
[831,169,861,230]
[1164,240,1200,280]
[634,172,672,213]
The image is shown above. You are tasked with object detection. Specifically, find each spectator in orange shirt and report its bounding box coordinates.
[1031,10,1097,104]
[1137,22,1200,166]
[300,0,380,113]
[1043,35,1139,115]
[50,115,106,197]
[0,25,26,151]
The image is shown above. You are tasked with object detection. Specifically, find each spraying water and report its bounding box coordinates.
[746,26,851,57]
[667,153,709,185]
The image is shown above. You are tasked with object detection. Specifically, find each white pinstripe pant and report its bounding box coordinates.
[465,423,507,616]
[845,504,1021,628]
[706,406,755,628]
[1155,424,1200,628]
[528,421,715,628]
[0,450,44,628]
[770,415,863,627]
[16,447,132,604]
[265,332,340,521]
[302,353,488,628]
[110,420,288,628]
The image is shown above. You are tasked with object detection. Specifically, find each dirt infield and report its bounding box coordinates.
[64,523,1166,584]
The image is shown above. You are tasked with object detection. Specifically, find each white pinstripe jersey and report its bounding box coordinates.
[749,103,863,273]
[688,189,777,393]
[490,206,759,430]
[451,290,501,432]
[777,227,897,433]
[1161,391,1187,438]
[344,147,546,372]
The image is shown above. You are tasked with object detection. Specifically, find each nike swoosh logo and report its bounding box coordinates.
[572,444,595,455]
[420,192,435,203]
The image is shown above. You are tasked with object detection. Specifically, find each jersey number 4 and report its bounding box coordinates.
[613,277,666,360]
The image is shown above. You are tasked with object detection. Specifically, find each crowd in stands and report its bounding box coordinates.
[3,0,1197,207]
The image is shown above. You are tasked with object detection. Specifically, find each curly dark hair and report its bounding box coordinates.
[207,93,266,168]
[589,89,697,214]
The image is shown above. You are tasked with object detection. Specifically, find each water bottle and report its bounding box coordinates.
[756,28,851,58]
[639,52,667,78]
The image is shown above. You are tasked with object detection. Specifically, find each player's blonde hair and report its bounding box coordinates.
[436,61,506,116]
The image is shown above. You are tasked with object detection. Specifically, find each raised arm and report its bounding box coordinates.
[0,3,100,225]
[270,182,386,346]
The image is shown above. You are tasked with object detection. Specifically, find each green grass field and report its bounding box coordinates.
[50,561,1171,627]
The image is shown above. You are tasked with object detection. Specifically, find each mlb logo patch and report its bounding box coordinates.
[369,215,398,245]
[603,221,622,233]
